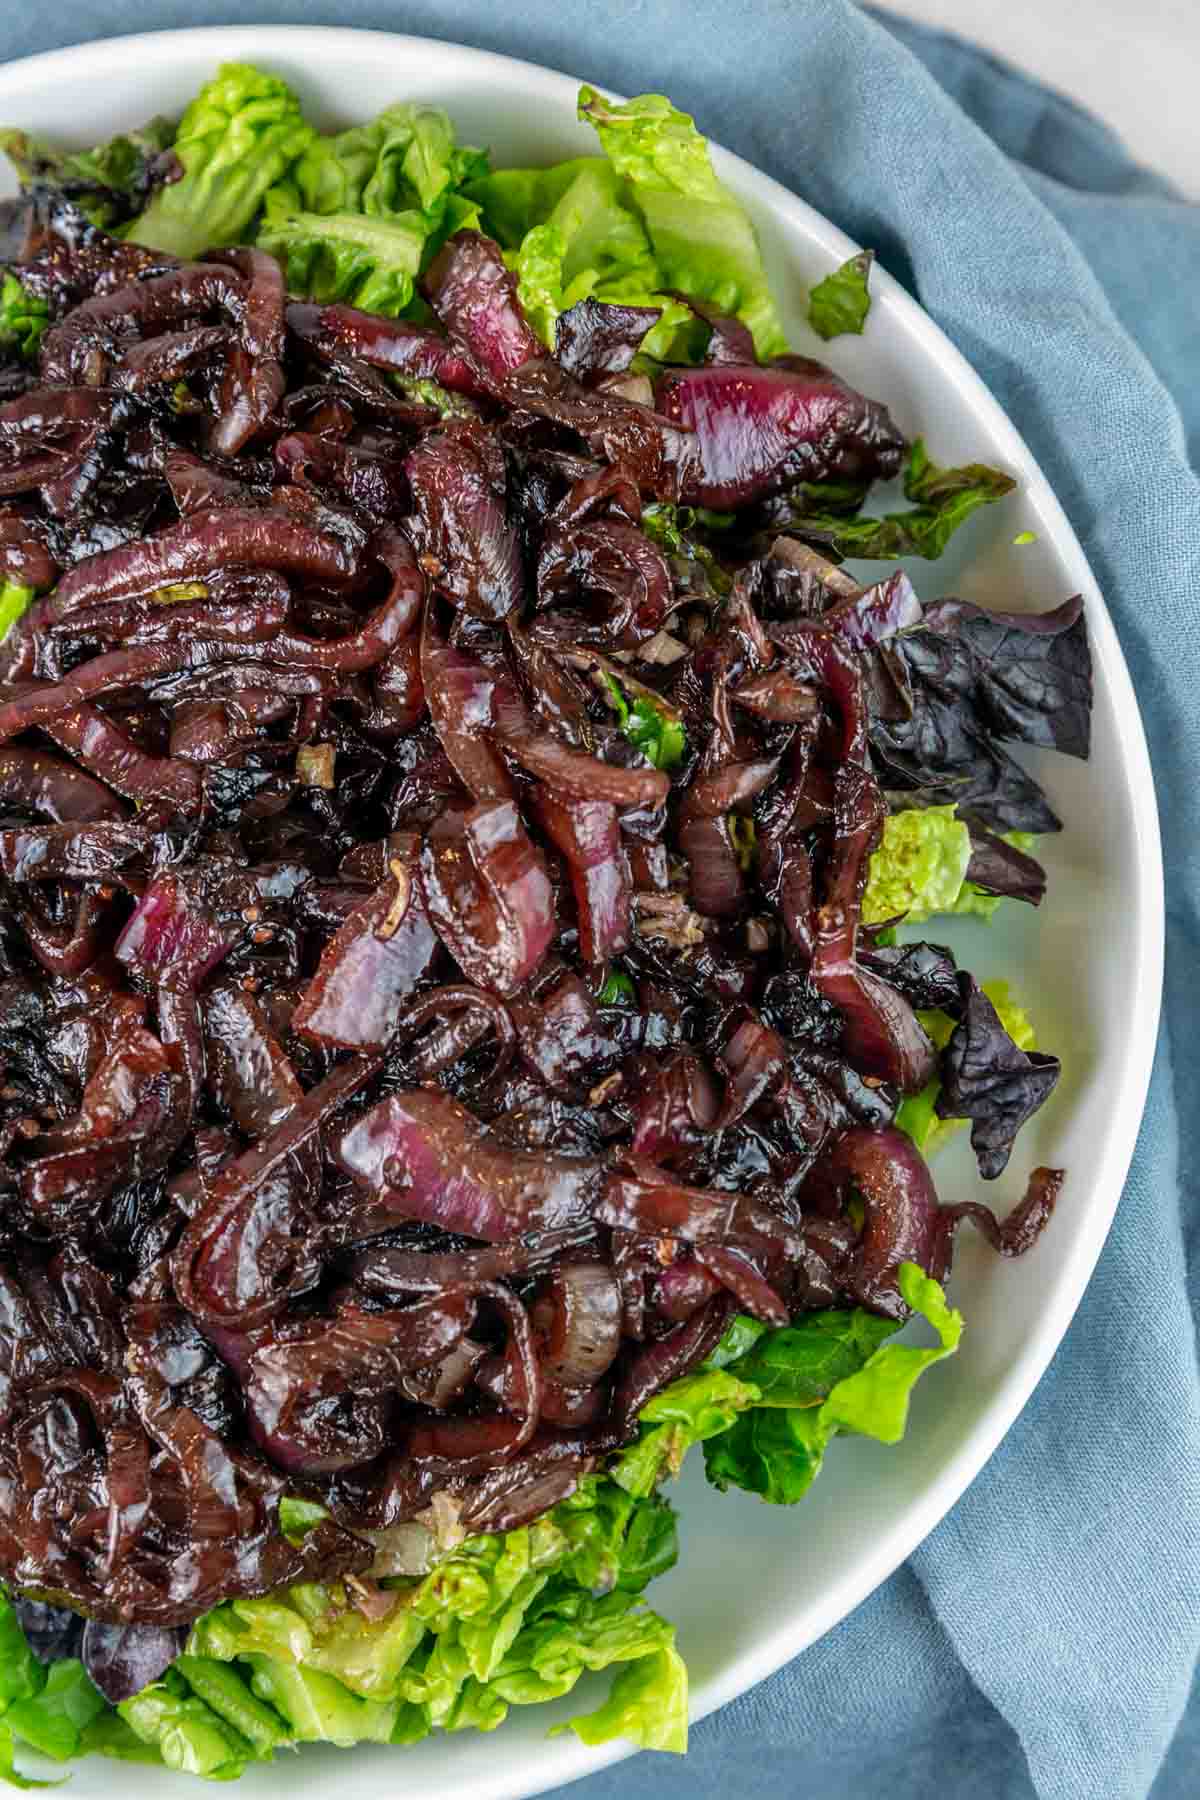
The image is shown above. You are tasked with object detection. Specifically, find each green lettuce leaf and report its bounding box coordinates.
[611,1368,762,1499]
[704,1265,962,1503]
[119,1669,254,1779]
[258,102,486,316]
[861,804,972,926]
[577,88,787,359]
[896,979,1036,1156]
[179,1476,683,1763]
[807,250,872,340]
[0,277,49,362]
[471,154,695,359]
[862,804,1038,929]
[6,1662,106,1763]
[561,1644,688,1752]
[0,1596,41,1711]
[796,437,1016,560]
[126,62,315,258]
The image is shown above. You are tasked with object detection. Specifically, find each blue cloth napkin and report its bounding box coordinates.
[2,4,1198,1795]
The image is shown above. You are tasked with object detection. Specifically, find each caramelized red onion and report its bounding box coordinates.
[0,215,1070,1630]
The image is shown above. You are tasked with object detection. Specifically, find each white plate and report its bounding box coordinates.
[0,24,1164,1800]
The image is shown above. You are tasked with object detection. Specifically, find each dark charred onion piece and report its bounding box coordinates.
[275,431,409,521]
[388,983,516,1083]
[40,262,250,385]
[49,507,356,617]
[20,1022,189,1229]
[111,325,230,391]
[21,883,112,977]
[419,801,555,998]
[533,791,629,964]
[255,1293,478,1400]
[498,361,700,503]
[630,1051,719,1162]
[45,704,203,813]
[609,1295,734,1438]
[533,1261,622,1385]
[596,1162,801,1257]
[509,971,616,1097]
[691,1244,790,1326]
[0,819,153,880]
[0,743,125,822]
[344,1226,599,1295]
[422,229,544,379]
[334,1086,603,1242]
[173,1055,380,1328]
[554,298,662,383]
[207,248,287,456]
[203,984,301,1139]
[651,1256,722,1322]
[420,601,515,802]
[655,358,905,508]
[537,518,675,647]
[293,856,439,1051]
[289,300,480,394]
[405,419,523,622]
[804,1125,951,1319]
[731,666,820,723]
[116,873,236,991]
[940,1166,1063,1256]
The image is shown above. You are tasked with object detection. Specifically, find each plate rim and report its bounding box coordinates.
[0,22,1167,1798]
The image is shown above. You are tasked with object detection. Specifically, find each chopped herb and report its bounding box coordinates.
[602,670,686,771]
[598,968,636,1005]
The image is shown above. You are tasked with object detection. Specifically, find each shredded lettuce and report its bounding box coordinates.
[807,250,873,340]
[895,978,1037,1156]
[126,63,314,258]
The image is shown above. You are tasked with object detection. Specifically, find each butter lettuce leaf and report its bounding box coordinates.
[611,1368,762,1499]
[705,1265,962,1503]
[258,102,486,315]
[862,804,972,926]
[126,63,314,258]
[578,88,787,358]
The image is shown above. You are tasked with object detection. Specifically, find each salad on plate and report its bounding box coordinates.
[0,62,1091,1781]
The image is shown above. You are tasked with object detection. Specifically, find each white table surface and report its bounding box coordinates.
[874,0,1199,196]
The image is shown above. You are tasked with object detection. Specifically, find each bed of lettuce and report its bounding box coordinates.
[0,1265,960,1782]
[0,58,1038,1782]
